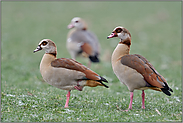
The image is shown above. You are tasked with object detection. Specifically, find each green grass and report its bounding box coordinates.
[1,1,182,122]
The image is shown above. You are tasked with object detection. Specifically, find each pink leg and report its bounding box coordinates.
[141,90,145,109]
[125,92,133,111]
[64,90,71,108]
[74,86,83,91]
[128,92,133,109]
[74,81,83,91]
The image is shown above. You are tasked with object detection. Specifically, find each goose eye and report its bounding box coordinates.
[116,28,122,33]
[75,21,79,23]
[42,41,48,46]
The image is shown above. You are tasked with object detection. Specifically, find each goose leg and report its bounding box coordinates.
[125,92,133,111]
[74,86,83,91]
[141,90,145,109]
[64,90,71,108]
[128,92,133,109]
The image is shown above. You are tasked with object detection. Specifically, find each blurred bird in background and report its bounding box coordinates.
[67,17,100,68]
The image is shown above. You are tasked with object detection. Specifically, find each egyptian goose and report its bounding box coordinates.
[67,17,100,67]
[33,39,108,108]
[107,26,173,111]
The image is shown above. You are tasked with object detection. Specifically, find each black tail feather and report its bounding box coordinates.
[96,76,109,88]
[169,88,173,92]
[161,88,171,96]
[82,76,108,83]
[80,76,109,88]
[89,55,100,63]
[99,81,109,88]
[99,76,108,83]
[161,82,173,96]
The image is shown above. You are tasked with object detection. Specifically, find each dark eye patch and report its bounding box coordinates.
[116,28,123,33]
[42,41,48,46]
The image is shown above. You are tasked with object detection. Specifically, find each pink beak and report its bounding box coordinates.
[67,24,74,29]
[107,33,115,39]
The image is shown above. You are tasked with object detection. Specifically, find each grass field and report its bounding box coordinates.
[1,1,182,122]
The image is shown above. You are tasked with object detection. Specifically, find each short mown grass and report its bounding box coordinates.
[1,1,182,122]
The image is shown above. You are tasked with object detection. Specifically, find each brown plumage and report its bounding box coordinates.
[107,26,173,111]
[34,39,108,108]
[51,58,104,82]
[81,43,93,55]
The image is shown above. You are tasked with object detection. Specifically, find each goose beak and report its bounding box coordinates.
[33,45,42,53]
[67,23,74,29]
[107,33,116,39]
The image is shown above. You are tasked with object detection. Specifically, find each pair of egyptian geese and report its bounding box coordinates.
[34,17,173,111]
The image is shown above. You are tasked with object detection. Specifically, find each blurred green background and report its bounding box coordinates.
[1,1,182,122]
